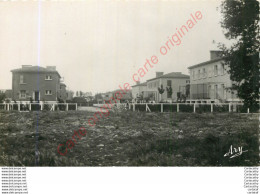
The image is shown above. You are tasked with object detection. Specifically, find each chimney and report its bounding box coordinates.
[136,81,140,85]
[210,50,223,60]
[46,66,56,70]
[22,65,32,69]
[156,72,164,78]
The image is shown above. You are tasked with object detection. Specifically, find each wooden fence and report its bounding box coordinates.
[128,103,258,113]
[0,103,78,111]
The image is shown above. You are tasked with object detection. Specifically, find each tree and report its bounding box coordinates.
[0,93,6,103]
[158,84,165,102]
[76,91,79,97]
[219,0,259,109]
[166,86,173,98]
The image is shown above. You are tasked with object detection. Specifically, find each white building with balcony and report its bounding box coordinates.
[188,51,239,102]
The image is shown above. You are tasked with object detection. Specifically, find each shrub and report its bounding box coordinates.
[179,104,193,112]
[68,104,77,110]
[197,104,211,113]
[43,104,52,111]
[110,104,127,114]
[213,104,229,112]
[13,104,18,110]
[163,104,177,112]
[135,104,146,111]
[31,104,41,111]
[55,104,66,111]
[148,104,161,112]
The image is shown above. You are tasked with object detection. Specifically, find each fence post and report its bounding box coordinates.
[161,104,163,113]
[247,108,250,113]
[211,104,213,113]
[29,103,31,111]
[18,103,20,111]
[66,103,69,111]
[133,103,135,111]
[229,103,231,112]
[51,104,55,111]
[40,102,43,111]
[193,103,196,113]
[75,103,78,111]
[177,103,179,112]
[7,104,9,111]
[129,103,131,110]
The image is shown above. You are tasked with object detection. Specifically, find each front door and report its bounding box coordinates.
[34,91,40,101]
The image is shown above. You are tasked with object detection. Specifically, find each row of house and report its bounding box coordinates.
[132,72,190,102]
[132,51,239,103]
[5,65,74,103]
[3,50,240,104]
[97,89,132,104]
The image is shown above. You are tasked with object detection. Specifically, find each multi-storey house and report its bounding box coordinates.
[146,72,190,102]
[188,51,239,102]
[11,65,66,102]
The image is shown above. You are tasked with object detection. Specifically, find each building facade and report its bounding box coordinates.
[58,83,67,102]
[131,81,148,101]
[188,51,239,102]
[11,65,66,102]
[146,72,190,102]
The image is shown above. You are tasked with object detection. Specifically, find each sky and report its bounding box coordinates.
[0,0,229,94]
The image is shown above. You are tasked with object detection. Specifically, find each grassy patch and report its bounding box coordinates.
[0,111,258,166]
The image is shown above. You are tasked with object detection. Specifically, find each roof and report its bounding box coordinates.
[11,66,61,78]
[60,83,66,86]
[147,72,189,82]
[188,58,223,69]
[132,82,147,87]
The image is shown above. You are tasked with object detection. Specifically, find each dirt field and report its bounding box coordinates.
[0,110,258,166]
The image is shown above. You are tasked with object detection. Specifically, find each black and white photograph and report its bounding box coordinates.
[0,0,259,193]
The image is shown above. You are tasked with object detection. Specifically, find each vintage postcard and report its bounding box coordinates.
[0,0,259,170]
[1,0,259,193]
[0,0,259,168]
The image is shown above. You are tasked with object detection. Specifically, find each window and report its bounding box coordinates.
[19,75,25,84]
[167,80,172,87]
[45,90,52,95]
[45,75,52,80]
[208,66,212,78]
[198,69,201,79]
[186,80,190,84]
[192,71,195,80]
[221,84,225,99]
[214,65,218,76]
[208,85,211,98]
[203,68,206,78]
[214,85,218,98]
[221,64,225,75]
[20,90,26,98]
